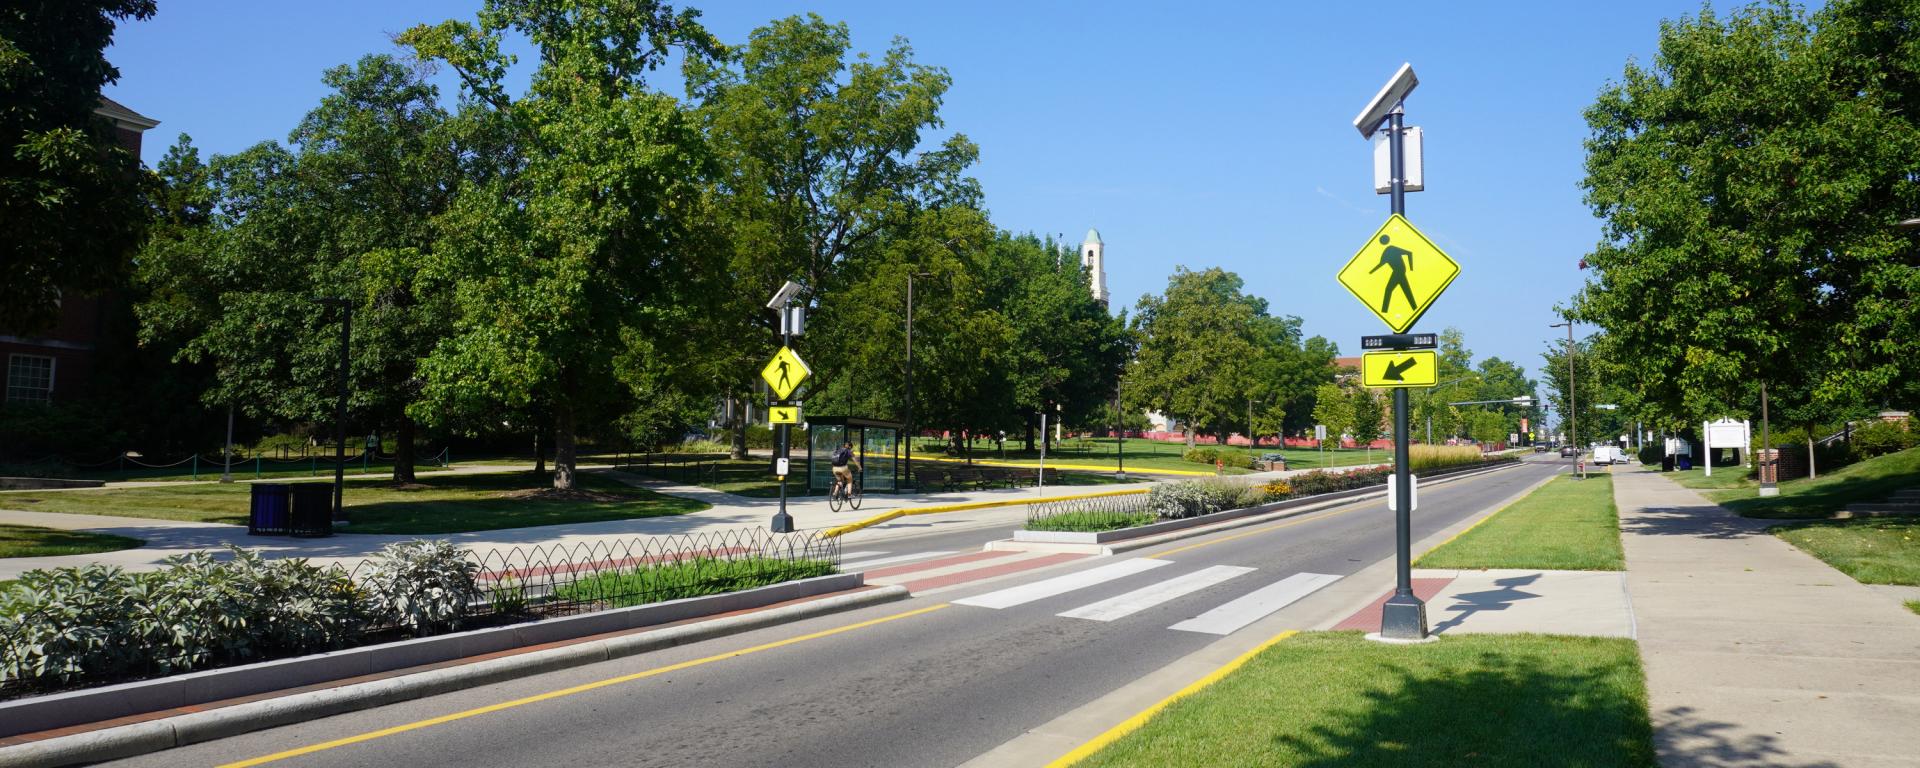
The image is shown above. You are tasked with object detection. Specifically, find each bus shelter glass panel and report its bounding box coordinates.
[862,427,898,491]
[808,425,845,493]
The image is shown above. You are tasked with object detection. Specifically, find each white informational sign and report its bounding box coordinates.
[1386,474,1419,512]
[1315,424,1328,441]
[1509,433,1520,444]
[1705,419,1750,449]
[775,457,789,476]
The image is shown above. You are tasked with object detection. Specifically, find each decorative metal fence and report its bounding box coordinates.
[1026,493,1154,526]
[1,530,838,700]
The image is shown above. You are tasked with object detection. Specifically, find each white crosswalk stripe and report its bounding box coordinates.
[1058,565,1255,622]
[954,559,1172,610]
[841,551,953,570]
[1169,572,1341,635]
[838,551,888,561]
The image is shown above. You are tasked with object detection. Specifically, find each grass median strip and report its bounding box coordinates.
[1416,474,1623,571]
[553,557,839,608]
[1071,631,1655,768]
[1770,518,1920,586]
[0,524,143,558]
[0,472,707,534]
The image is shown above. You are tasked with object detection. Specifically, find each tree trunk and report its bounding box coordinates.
[730,394,749,461]
[392,416,417,483]
[1184,428,1196,449]
[1024,414,1035,452]
[553,400,577,491]
[533,421,546,475]
[1807,435,1818,479]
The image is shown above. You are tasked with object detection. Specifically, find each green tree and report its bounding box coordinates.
[1124,268,1264,448]
[400,0,724,489]
[0,0,155,329]
[685,13,978,459]
[136,56,464,481]
[1311,382,1353,446]
[1350,387,1384,447]
[1575,0,1920,444]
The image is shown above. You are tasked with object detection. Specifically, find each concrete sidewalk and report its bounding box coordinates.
[1618,468,1920,768]
[0,469,1167,579]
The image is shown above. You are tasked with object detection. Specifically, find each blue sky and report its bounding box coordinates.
[104,1,1716,384]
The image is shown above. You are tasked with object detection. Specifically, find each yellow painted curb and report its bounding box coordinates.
[1045,630,1302,767]
[819,487,1148,539]
[914,455,1219,478]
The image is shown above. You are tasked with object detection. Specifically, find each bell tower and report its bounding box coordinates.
[1082,228,1108,305]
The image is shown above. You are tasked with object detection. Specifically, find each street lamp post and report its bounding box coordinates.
[316,297,352,522]
[1551,320,1579,478]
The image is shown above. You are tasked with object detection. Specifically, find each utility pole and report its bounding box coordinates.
[1551,320,1578,478]
[315,298,352,523]
[905,272,916,488]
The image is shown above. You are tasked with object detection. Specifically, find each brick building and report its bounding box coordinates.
[0,97,158,405]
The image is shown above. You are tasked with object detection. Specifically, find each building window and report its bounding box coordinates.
[6,355,54,403]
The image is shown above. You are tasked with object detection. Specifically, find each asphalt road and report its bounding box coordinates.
[106,455,1570,768]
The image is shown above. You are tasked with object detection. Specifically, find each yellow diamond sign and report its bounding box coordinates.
[1336,214,1460,333]
[761,346,811,401]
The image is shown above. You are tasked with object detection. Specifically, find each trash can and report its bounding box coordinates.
[289,483,335,538]
[1677,456,1692,471]
[1661,454,1674,472]
[249,483,291,535]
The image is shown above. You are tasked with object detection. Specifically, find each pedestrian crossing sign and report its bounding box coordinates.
[760,346,811,401]
[1336,214,1460,333]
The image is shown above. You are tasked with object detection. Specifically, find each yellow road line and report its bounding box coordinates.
[820,488,1148,539]
[914,455,1219,477]
[218,603,951,768]
[1045,630,1301,767]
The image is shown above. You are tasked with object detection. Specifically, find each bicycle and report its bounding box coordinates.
[827,469,864,512]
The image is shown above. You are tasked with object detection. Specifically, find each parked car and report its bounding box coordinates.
[1532,444,1548,452]
[1559,445,1578,458]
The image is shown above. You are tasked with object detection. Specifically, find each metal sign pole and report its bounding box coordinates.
[1377,103,1429,641]
[771,304,796,533]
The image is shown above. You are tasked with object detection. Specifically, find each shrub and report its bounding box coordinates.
[1259,480,1293,498]
[0,548,364,689]
[1637,445,1663,465]
[1027,511,1158,532]
[1149,481,1221,519]
[1232,484,1272,509]
[361,540,481,635]
[1849,422,1917,461]
[1407,445,1483,471]
[1181,447,1255,469]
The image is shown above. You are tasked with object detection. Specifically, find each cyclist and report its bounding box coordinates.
[830,441,861,501]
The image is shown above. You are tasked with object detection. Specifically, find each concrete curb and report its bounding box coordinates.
[0,583,908,768]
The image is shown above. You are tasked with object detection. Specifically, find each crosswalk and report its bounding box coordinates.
[840,548,1342,638]
[955,558,1339,637]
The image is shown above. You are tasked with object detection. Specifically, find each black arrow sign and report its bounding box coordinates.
[1383,357,1418,382]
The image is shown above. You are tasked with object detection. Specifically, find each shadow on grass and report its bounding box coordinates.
[1260,641,1821,768]
[1719,470,1918,520]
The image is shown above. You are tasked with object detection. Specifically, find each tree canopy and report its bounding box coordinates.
[1574,0,1920,428]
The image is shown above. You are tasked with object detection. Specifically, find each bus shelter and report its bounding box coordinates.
[806,417,902,494]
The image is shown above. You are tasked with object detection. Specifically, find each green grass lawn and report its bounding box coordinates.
[1416,473,1624,570]
[1769,518,1920,586]
[1906,600,1919,616]
[1666,466,1759,492]
[1079,631,1655,768]
[0,524,143,558]
[1,458,458,484]
[0,472,707,535]
[1702,446,1920,520]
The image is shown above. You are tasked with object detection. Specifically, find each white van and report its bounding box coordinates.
[1591,445,1621,464]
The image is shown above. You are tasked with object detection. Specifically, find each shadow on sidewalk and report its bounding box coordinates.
[1654,706,1841,768]
[1430,574,1542,634]
[1620,503,1768,540]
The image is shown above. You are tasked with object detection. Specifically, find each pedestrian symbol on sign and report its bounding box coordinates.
[1369,235,1416,314]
